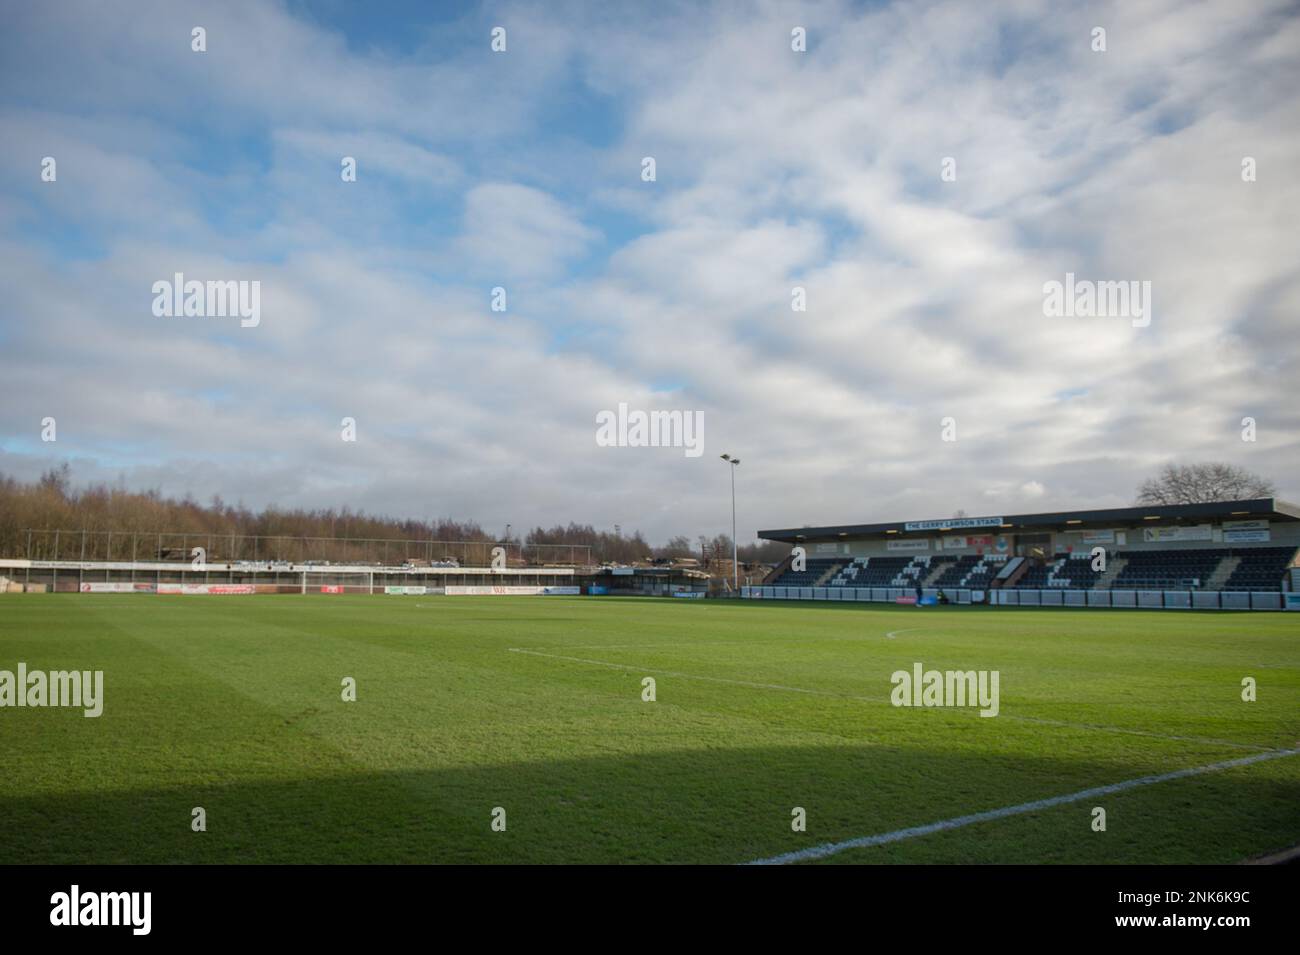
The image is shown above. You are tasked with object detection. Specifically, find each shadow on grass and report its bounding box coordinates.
[3,742,1298,864]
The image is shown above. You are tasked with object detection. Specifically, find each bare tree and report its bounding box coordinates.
[1135,463,1276,506]
[655,535,695,559]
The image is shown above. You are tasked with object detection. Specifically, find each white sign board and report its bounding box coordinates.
[887,539,930,551]
[1142,525,1213,542]
[1224,529,1270,543]
[904,517,1002,531]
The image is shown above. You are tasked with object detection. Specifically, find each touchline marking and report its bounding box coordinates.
[744,747,1300,865]
[510,649,1279,752]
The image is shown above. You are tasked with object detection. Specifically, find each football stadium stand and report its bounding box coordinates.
[777,557,844,588]
[1221,546,1299,591]
[752,498,1300,611]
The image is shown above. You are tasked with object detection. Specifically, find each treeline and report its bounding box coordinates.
[0,467,788,566]
[1,465,497,564]
[525,524,786,566]
[525,523,653,566]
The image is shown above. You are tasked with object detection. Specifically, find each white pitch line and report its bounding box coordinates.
[524,641,758,652]
[509,648,1279,752]
[507,648,881,701]
[1000,714,1267,751]
[744,747,1300,865]
[885,627,924,640]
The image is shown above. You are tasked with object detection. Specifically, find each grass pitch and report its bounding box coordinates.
[1,595,1297,864]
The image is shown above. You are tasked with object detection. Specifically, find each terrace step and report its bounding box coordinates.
[813,562,845,587]
[762,553,793,586]
[1093,555,1128,590]
[1206,556,1240,591]
[1000,557,1032,588]
[920,559,954,588]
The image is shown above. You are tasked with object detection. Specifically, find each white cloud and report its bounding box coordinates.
[1,0,1297,543]
[456,183,598,281]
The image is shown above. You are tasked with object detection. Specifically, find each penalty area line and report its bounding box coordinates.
[744,746,1300,865]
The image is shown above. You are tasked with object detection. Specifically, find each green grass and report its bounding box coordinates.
[1,595,1297,864]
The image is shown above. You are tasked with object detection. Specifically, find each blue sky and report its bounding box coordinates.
[1,0,1298,542]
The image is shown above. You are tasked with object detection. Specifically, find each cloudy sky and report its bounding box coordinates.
[1,0,1297,545]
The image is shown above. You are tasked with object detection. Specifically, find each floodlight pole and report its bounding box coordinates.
[721,454,740,594]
